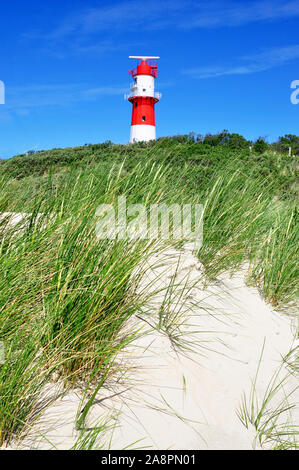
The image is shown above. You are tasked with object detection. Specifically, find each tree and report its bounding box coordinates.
[253,138,268,154]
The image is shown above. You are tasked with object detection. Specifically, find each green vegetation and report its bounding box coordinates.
[238,343,298,450]
[0,132,298,448]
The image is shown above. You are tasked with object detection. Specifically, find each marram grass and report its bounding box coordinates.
[0,144,297,447]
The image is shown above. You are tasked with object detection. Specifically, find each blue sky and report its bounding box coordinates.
[0,0,299,158]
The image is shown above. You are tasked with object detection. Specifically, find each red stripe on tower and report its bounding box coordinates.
[125,56,161,143]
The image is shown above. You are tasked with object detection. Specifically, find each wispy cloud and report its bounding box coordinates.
[4,83,127,111]
[182,44,299,79]
[42,0,299,41]
[23,0,299,59]
[45,1,182,39]
[178,0,299,29]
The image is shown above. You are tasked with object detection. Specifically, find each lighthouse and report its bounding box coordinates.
[125,56,161,143]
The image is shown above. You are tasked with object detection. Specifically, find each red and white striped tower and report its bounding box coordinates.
[125,56,161,143]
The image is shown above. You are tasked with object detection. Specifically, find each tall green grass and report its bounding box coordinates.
[0,160,188,445]
[238,343,298,450]
[0,145,297,447]
[197,164,298,308]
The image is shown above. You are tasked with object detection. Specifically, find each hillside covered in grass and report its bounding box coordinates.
[0,132,298,448]
[1,133,298,195]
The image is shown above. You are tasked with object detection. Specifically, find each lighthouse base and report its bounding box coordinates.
[130,125,156,143]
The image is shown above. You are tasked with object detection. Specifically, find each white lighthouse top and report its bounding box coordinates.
[129,56,160,59]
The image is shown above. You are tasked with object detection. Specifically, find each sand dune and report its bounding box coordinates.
[5,243,297,450]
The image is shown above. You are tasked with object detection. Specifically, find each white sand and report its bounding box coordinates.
[1,214,298,449]
[0,212,31,225]
[4,244,297,451]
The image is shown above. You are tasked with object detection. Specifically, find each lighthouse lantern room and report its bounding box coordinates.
[125,56,161,143]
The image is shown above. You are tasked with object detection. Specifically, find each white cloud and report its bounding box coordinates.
[46,1,183,39]
[4,83,127,110]
[182,44,299,78]
[45,0,299,39]
[21,1,299,59]
[179,0,299,29]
